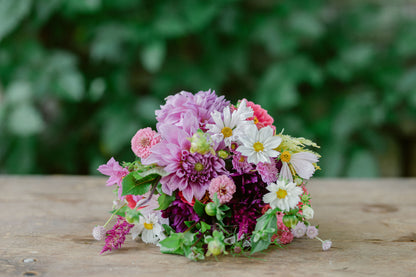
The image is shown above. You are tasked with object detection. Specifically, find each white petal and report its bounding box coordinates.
[223,106,231,126]
[292,152,319,163]
[258,126,274,142]
[263,135,282,149]
[263,192,276,204]
[291,158,315,179]
[279,162,293,182]
[236,146,253,157]
[264,149,279,158]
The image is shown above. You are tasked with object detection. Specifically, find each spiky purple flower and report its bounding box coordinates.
[100,216,134,254]
[225,173,267,239]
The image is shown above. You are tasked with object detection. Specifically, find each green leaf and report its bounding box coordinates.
[250,238,271,254]
[156,193,175,210]
[200,221,211,233]
[0,0,32,42]
[110,206,128,217]
[8,104,45,136]
[121,172,159,196]
[159,235,181,250]
[140,40,166,73]
[193,199,206,217]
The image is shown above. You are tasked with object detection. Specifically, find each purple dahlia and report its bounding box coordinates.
[143,124,227,203]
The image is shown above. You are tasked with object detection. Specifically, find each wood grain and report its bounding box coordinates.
[1,176,415,277]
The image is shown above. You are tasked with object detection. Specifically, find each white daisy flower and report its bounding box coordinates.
[279,151,319,182]
[236,125,282,164]
[132,212,168,244]
[263,179,303,211]
[206,99,254,147]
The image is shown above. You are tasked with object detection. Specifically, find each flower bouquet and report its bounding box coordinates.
[93,90,331,260]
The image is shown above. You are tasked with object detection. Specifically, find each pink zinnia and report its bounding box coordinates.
[232,152,253,174]
[256,158,278,184]
[242,99,275,130]
[208,175,236,204]
[131,127,161,159]
[97,157,129,199]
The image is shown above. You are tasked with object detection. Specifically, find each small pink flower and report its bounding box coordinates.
[97,157,129,199]
[292,222,307,238]
[131,127,161,159]
[256,158,278,184]
[306,225,319,239]
[322,240,332,251]
[208,175,236,204]
[242,99,275,130]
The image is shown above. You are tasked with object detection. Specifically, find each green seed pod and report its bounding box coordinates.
[208,240,223,256]
[205,202,217,216]
[282,214,298,228]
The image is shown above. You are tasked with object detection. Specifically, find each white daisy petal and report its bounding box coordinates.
[279,162,293,183]
[291,157,316,179]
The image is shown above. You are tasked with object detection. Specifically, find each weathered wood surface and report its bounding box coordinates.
[0,176,415,277]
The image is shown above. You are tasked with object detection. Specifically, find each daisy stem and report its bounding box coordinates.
[103,203,127,228]
[315,236,324,243]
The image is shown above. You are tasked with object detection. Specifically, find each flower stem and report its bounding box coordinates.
[103,203,127,228]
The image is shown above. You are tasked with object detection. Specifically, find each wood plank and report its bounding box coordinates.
[0,176,415,277]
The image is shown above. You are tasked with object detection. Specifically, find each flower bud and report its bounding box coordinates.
[207,240,223,256]
[302,205,314,220]
[205,202,217,216]
[282,214,298,228]
[190,130,212,155]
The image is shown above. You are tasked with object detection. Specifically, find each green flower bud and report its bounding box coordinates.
[205,202,217,216]
[190,130,212,155]
[282,214,298,228]
[207,239,223,256]
[217,150,229,159]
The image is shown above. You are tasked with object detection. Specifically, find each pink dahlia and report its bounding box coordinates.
[142,124,226,203]
[97,157,129,199]
[155,90,229,132]
[209,175,236,204]
[256,158,278,184]
[242,99,275,130]
[131,127,161,159]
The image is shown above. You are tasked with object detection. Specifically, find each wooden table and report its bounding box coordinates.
[1,176,415,277]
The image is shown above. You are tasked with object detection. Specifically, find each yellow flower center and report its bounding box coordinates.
[280,151,291,163]
[194,162,204,172]
[221,127,233,138]
[276,189,288,199]
[253,142,264,152]
[144,222,153,230]
[253,116,259,125]
[239,156,245,162]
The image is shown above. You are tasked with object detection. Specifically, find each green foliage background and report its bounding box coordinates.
[0,0,415,177]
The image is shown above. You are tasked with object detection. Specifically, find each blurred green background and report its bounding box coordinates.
[0,0,415,177]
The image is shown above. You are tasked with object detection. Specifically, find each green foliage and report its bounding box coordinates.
[0,1,415,176]
[121,172,159,196]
